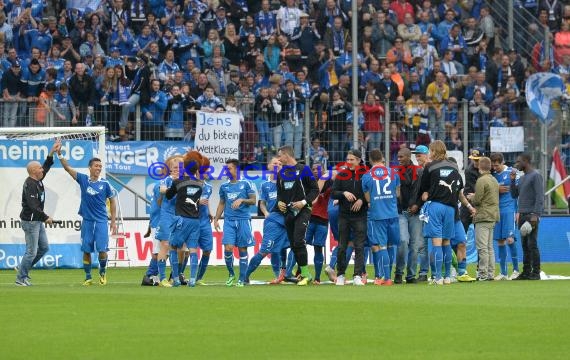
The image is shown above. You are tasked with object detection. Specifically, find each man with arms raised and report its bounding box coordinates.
[58,149,117,286]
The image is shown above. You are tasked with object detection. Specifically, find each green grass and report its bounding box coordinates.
[2,264,570,360]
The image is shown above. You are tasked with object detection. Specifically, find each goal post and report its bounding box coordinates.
[0,126,106,176]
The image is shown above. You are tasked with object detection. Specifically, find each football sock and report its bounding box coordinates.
[189,253,198,282]
[380,248,390,280]
[83,260,92,280]
[285,250,296,277]
[458,258,467,275]
[238,250,248,282]
[443,244,452,278]
[179,254,189,276]
[372,249,381,278]
[224,251,235,276]
[388,245,396,272]
[498,244,507,275]
[270,252,280,277]
[280,248,287,269]
[300,265,311,279]
[329,246,339,269]
[433,246,443,280]
[98,257,107,276]
[158,259,167,281]
[196,254,210,281]
[314,246,324,281]
[508,242,519,272]
[246,253,264,278]
[169,250,179,280]
[146,257,158,277]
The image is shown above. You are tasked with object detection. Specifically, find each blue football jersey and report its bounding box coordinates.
[76,173,116,222]
[362,166,400,220]
[219,180,256,220]
[160,176,177,217]
[200,181,213,222]
[149,182,161,227]
[260,180,278,212]
[494,166,518,213]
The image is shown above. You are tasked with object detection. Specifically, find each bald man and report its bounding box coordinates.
[16,140,61,286]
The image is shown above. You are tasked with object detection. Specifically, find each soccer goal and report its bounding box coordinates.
[0,126,107,174]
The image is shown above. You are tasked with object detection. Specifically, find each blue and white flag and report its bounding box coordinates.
[67,0,102,12]
[525,72,565,124]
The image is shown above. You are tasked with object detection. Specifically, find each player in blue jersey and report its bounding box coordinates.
[214,159,257,287]
[59,152,117,286]
[490,152,520,280]
[418,141,475,285]
[195,175,214,286]
[245,157,291,283]
[165,153,205,287]
[362,149,401,286]
[141,180,162,286]
[155,156,183,287]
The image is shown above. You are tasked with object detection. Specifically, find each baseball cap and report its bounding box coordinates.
[217,5,226,11]
[11,59,21,68]
[469,148,486,160]
[412,145,429,154]
[110,46,120,52]
[300,12,309,18]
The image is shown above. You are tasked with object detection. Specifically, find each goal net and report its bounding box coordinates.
[0,127,107,269]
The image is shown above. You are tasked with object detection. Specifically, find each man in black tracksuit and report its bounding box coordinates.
[331,149,368,285]
[276,145,319,286]
[16,141,61,286]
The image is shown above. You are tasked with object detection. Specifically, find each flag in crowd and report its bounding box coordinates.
[525,72,565,124]
[548,147,570,208]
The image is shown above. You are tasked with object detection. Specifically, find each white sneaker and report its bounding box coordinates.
[509,270,520,280]
[353,275,364,286]
[494,274,509,281]
[335,275,345,286]
[443,277,451,285]
[429,278,444,285]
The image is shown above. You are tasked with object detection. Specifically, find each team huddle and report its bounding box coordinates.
[17,140,543,287]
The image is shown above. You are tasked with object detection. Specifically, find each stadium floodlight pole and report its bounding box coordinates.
[508,0,514,50]
[351,0,359,149]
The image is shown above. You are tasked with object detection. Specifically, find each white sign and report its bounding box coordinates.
[489,126,525,153]
[193,111,241,176]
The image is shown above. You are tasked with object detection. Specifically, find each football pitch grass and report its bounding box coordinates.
[2,264,570,360]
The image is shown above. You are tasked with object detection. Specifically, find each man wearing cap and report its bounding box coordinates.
[1,59,24,127]
[466,157,499,281]
[411,144,430,281]
[461,148,484,232]
[331,149,368,285]
[509,153,544,280]
[69,17,87,50]
[106,47,124,67]
[219,0,245,29]
[60,35,81,64]
[290,12,321,60]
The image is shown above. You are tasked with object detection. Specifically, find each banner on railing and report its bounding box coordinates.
[193,111,241,176]
[66,0,102,12]
[489,126,525,153]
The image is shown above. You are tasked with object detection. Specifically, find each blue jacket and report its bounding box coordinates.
[141,91,168,126]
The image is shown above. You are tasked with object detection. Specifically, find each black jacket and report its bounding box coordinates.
[20,156,54,222]
[69,73,96,105]
[275,163,319,214]
[332,168,368,218]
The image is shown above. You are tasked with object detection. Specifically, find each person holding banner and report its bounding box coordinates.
[58,149,117,286]
[16,140,61,286]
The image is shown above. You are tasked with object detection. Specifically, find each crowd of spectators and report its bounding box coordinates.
[1,0,570,165]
